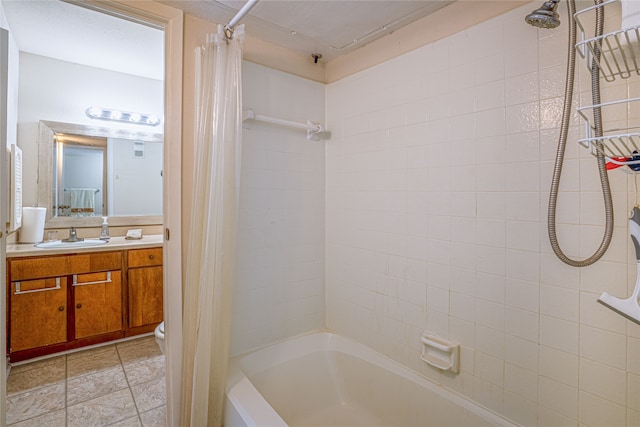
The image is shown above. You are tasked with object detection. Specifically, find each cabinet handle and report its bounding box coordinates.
[58,306,65,312]
[73,272,112,287]
[76,303,82,309]
[149,255,155,260]
[14,278,61,295]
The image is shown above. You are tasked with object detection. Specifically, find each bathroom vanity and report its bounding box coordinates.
[5,235,163,362]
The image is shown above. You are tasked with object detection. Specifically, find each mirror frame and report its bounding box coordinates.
[38,120,163,228]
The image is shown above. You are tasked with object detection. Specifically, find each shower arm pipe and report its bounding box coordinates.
[224,0,259,39]
[243,108,324,140]
[548,0,613,267]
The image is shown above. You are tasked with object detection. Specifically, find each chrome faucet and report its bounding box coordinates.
[62,227,84,242]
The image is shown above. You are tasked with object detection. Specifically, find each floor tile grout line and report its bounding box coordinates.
[65,353,69,427]
[116,341,144,425]
[7,336,165,427]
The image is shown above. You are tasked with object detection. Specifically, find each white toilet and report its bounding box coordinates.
[154,321,165,354]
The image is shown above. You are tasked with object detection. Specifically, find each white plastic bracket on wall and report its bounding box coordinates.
[306,120,322,141]
[420,332,460,374]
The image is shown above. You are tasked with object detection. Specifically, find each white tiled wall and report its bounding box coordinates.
[230,62,326,355]
[326,2,640,425]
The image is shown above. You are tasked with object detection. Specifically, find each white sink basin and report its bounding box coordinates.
[35,239,108,249]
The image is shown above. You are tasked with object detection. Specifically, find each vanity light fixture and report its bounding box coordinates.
[85,106,160,127]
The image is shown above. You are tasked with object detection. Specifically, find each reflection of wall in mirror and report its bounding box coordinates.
[108,138,162,216]
[62,146,103,216]
[17,53,162,207]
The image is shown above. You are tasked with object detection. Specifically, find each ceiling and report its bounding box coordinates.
[161,0,454,62]
[1,0,164,80]
[1,0,454,78]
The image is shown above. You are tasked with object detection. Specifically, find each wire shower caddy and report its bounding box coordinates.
[574,0,640,170]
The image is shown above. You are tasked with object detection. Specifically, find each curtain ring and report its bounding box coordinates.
[224,25,234,40]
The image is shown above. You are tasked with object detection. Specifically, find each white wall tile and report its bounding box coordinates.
[629,337,640,375]
[506,72,539,106]
[538,408,576,427]
[477,192,506,219]
[506,306,539,343]
[503,392,538,427]
[579,391,627,427]
[451,291,475,323]
[232,62,325,355]
[540,253,580,289]
[629,373,640,412]
[580,325,627,370]
[505,333,538,372]
[473,377,505,417]
[324,1,637,423]
[506,249,539,283]
[506,102,539,134]
[505,46,538,78]
[506,161,540,192]
[476,299,505,331]
[506,220,540,251]
[450,265,476,291]
[538,377,578,420]
[476,218,506,247]
[476,108,506,138]
[580,358,627,407]
[506,130,540,163]
[540,315,579,355]
[506,278,539,312]
[540,345,579,388]
[505,363,538,402]
[476,246,506,276]
[475,325,505,359]
[477,134,506,165]
[540,284,579,322]
[475,80,505,112]
[475,53,506,86]
[476,272,505,303]
[475,351,504,385]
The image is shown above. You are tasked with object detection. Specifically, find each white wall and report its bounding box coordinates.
[17,53,162,207]
[108,138,162,216]
[62,146,103,216]
[326,2,639,425]
[0,3,18,151]
[230,61,326,355]
[0,5,9,425]
[0,4,19,424]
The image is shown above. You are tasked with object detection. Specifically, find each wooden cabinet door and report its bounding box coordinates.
[74,271,122,339]
[10,277,67,352]
[128,266,163,328]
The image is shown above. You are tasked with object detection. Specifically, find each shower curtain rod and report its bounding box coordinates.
[224,0,259,38]
[243,108,325,141]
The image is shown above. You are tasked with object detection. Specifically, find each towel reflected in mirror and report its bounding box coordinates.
[65,188,98,216]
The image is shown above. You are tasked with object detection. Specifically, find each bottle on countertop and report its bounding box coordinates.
[100,216,110,241]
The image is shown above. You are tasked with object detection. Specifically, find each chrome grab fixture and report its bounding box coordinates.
[62,226,84,243]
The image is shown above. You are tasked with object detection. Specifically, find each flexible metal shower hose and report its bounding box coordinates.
[548,0,614,267]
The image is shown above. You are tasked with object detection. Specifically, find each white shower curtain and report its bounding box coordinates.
[181,24,244,426]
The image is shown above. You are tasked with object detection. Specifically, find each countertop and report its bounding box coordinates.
[6,235,163,258]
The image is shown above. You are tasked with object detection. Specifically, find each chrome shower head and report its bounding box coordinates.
[525,0,561,29]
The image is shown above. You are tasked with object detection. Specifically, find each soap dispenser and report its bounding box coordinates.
[100,216,110,241]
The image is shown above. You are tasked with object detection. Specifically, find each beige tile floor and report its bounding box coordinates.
[6,335,166,426]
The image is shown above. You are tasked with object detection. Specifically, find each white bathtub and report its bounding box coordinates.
[225,332,516,427]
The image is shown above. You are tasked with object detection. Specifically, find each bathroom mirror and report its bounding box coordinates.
[38,120,163,227]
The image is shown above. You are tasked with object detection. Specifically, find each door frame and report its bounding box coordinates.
[0,2,183,425]
[103,3,184,425]
[1,26,10,427]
